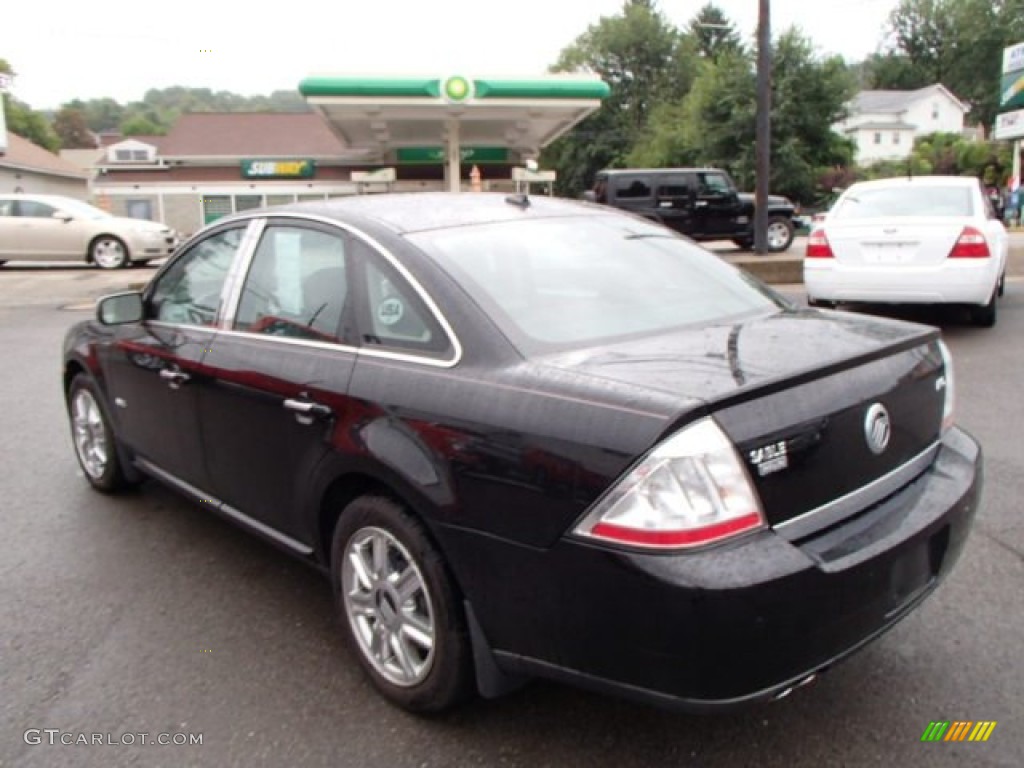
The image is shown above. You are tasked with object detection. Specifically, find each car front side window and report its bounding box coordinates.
[17,200,56,218]
[148,227,243,326]
[234,224,351,344]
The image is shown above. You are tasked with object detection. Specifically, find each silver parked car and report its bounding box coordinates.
[0,194,178,268]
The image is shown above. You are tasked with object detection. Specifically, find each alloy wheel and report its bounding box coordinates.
[767,221,791,250]
[72,389,108,478]
[341,526,436,687]
[93,238,127,269]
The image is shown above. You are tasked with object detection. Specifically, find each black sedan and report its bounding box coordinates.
[62,193,981,713]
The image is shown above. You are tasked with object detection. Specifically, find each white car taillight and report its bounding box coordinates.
[805,229,834,258]
[948,226,990,258]
[938,340,955,433]
[574,418,765,549]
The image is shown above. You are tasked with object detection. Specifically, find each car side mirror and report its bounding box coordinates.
[97,292,144,325]
[52,210,74,222]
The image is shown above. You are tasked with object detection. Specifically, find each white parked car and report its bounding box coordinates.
[804,176,1008,327]
[0,194,179,269]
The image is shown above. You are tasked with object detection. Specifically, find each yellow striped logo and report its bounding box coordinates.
[921,721,997,742]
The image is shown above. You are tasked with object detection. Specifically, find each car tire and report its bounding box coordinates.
[331,495,474,713]
[67,374,132,493]
[970,289,997,328]
[766,216,795,253]
[731,237,753,250]
[90,236,129,269]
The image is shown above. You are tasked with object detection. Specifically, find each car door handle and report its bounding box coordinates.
[159,369,190,387]
[283,398,333,419]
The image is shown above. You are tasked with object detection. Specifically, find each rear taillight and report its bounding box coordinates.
[573,418,765,550]
[805,229,834,258]
[948,226,990,258]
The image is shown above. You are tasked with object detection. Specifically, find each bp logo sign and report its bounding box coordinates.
[443,76,472,102]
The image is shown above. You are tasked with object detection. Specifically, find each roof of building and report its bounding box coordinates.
[1,132,89,179]
[851,84,968,115]
[156,113,348,158]
[847,121,916,131]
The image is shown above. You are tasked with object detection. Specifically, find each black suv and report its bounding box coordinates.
[586,168,797,252]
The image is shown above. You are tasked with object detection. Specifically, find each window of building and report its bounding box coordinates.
[932,103,940,119]
[125,199,153,220]
[893,132,901,145]
[266,194,295,207]
[234,195,263,212]
[874,132,882,145]
[202,196,232,225]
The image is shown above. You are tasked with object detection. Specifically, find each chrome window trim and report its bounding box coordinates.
[212,326,360,356]
[774,441,941,542]
[210,211,463,369]
[219,218,267,326]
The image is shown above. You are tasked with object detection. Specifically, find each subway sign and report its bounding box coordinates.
[241,159,316,179]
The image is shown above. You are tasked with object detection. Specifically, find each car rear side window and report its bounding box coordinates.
[356,241,451,358]
[234,225,351,344]
[613,176,653,200]
[832,186,975,219]
[412,216,783,353]
[148,227,242,326]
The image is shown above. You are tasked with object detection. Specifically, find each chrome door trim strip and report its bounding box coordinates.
[135,457,314,556]
[773,442,940,542]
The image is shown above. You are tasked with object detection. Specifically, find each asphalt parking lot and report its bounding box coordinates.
[0,263,1021,768]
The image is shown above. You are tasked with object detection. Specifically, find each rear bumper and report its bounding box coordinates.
[449,428,981,711]
[804,259,999,305]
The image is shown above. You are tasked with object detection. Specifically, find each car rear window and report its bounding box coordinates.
[409,215,784,354]
[831,185,975,219]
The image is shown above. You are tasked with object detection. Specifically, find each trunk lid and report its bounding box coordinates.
[539,309,945,530]
[824,217,966,267]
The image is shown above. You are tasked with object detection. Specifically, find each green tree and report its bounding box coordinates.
[861,53,930,90]
[1,58,61,152]
[687,2,744,62]
[542,0,698,195]
[880,0,1008,127]
[52,107,95,148]
[120,115,164,136]
[631,28,855,203]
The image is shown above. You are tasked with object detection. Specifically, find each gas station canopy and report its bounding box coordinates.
[298,75,609,191]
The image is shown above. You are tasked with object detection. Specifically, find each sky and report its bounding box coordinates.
[2,0,900,110]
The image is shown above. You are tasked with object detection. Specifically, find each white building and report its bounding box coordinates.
[834,84,970,164]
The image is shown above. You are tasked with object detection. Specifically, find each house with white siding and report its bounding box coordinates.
[834,84,970,164]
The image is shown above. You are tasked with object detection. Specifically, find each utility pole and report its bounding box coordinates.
[754,0,771,254]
